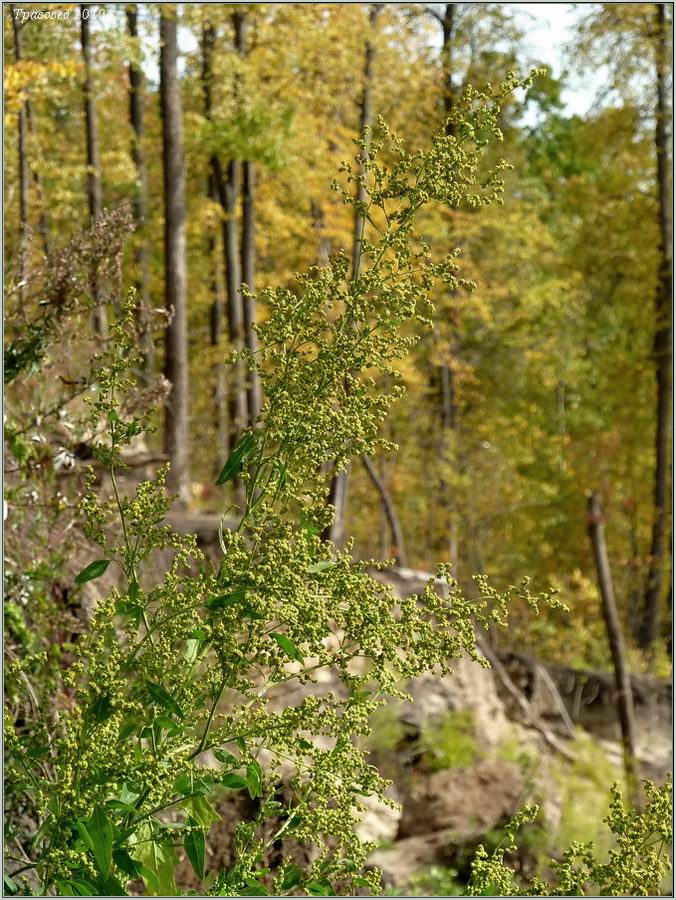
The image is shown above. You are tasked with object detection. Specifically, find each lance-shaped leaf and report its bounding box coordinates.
[216,432,256,485]
[307,561,335,574]
[146,681,184,719]
[183,819,206,880]
[79,805,113,878]
[75,559,110,584]
[206,588,247,611]
[271,633,304,664]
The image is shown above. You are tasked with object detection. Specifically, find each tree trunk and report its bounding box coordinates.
[587,493,639,795]
[350,3,380,280]
[311,199,332,265]
[441,2,457,134]
[437,2,459,570]
[362,455,407,567]
[12,9,29,300]
[640,2,673,650]
[235,11,262,427]
[126,3,153,378]
[325,3,381,547]
[160,5,190,506]
[11,4,50,259]
[80,3,107,337]
[201,18,229,464]
[222,158,248,444]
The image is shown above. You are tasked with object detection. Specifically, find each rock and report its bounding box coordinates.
[369,830,455,889]
[398,759,524,839]
[400,654,510,748]
[356,788,401,845]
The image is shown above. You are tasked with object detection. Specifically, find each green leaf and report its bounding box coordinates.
[185,638,201,664]
[75,559,110,584]
[241,603,264,620]
[217,515,228,556]
[206,588,247,611]
[246,759,263,799]
[181,794,220,828]
[280,864,303,891]
[59,880,101,897]
[216,432,256,485]
[213,748,238,766]
[175,774,213,795]
[307,560,335,574]
[3,875,18,895]
[88,805,113,878]
[242,876,270,896]
[136,864,160,896]
[96,875,128,896]
[106,800,139,816]
[27,744,50,759]
[146,681,184,719]
[306,880,334,896]
[155,715,181,736]
[286,812,303,830]
[76,818,94,849]
[118,719,137,741]
[300,513,318,537]
[221,773,248,791]
[129,826,178,897]
[89,694,113,725]
[271,632,304,664]
[183,820,206,880]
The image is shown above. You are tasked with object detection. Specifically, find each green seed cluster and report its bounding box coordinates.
[467,777,673,896]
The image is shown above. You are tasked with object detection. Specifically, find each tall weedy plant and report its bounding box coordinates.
[6,72,563,897]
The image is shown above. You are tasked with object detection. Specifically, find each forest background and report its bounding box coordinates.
[3,1,673,697]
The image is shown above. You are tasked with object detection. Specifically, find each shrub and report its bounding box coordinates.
[4,71,605,898]
[467,776,673,897]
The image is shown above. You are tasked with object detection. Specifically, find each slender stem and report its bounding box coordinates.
[8,862,38,877]
[189,675,227,760]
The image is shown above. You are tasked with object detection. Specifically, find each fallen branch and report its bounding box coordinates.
[476,634,576,762]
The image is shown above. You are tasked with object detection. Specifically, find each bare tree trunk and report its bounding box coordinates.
[441,2,457,134]
[240,161,262,425]
[587,493,639,795]
[126,3,153,377]
[201,19,229,464]
[13,14,29,299]
[233,11,262,428]
[222,158,248,443]
[437,2,460,570]
[350,4,380,279]
[362,455,407,567]
[640,2,673,650]
[160,5,190,505]
[80,4,106,338]
[311,199,332,265]
[325,3,381,547]
[440,360,458,566]
[11,4,50,259]
[216,11,248,447]
[200,13,249,454]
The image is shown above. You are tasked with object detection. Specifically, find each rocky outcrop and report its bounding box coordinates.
[398,760,525,839]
